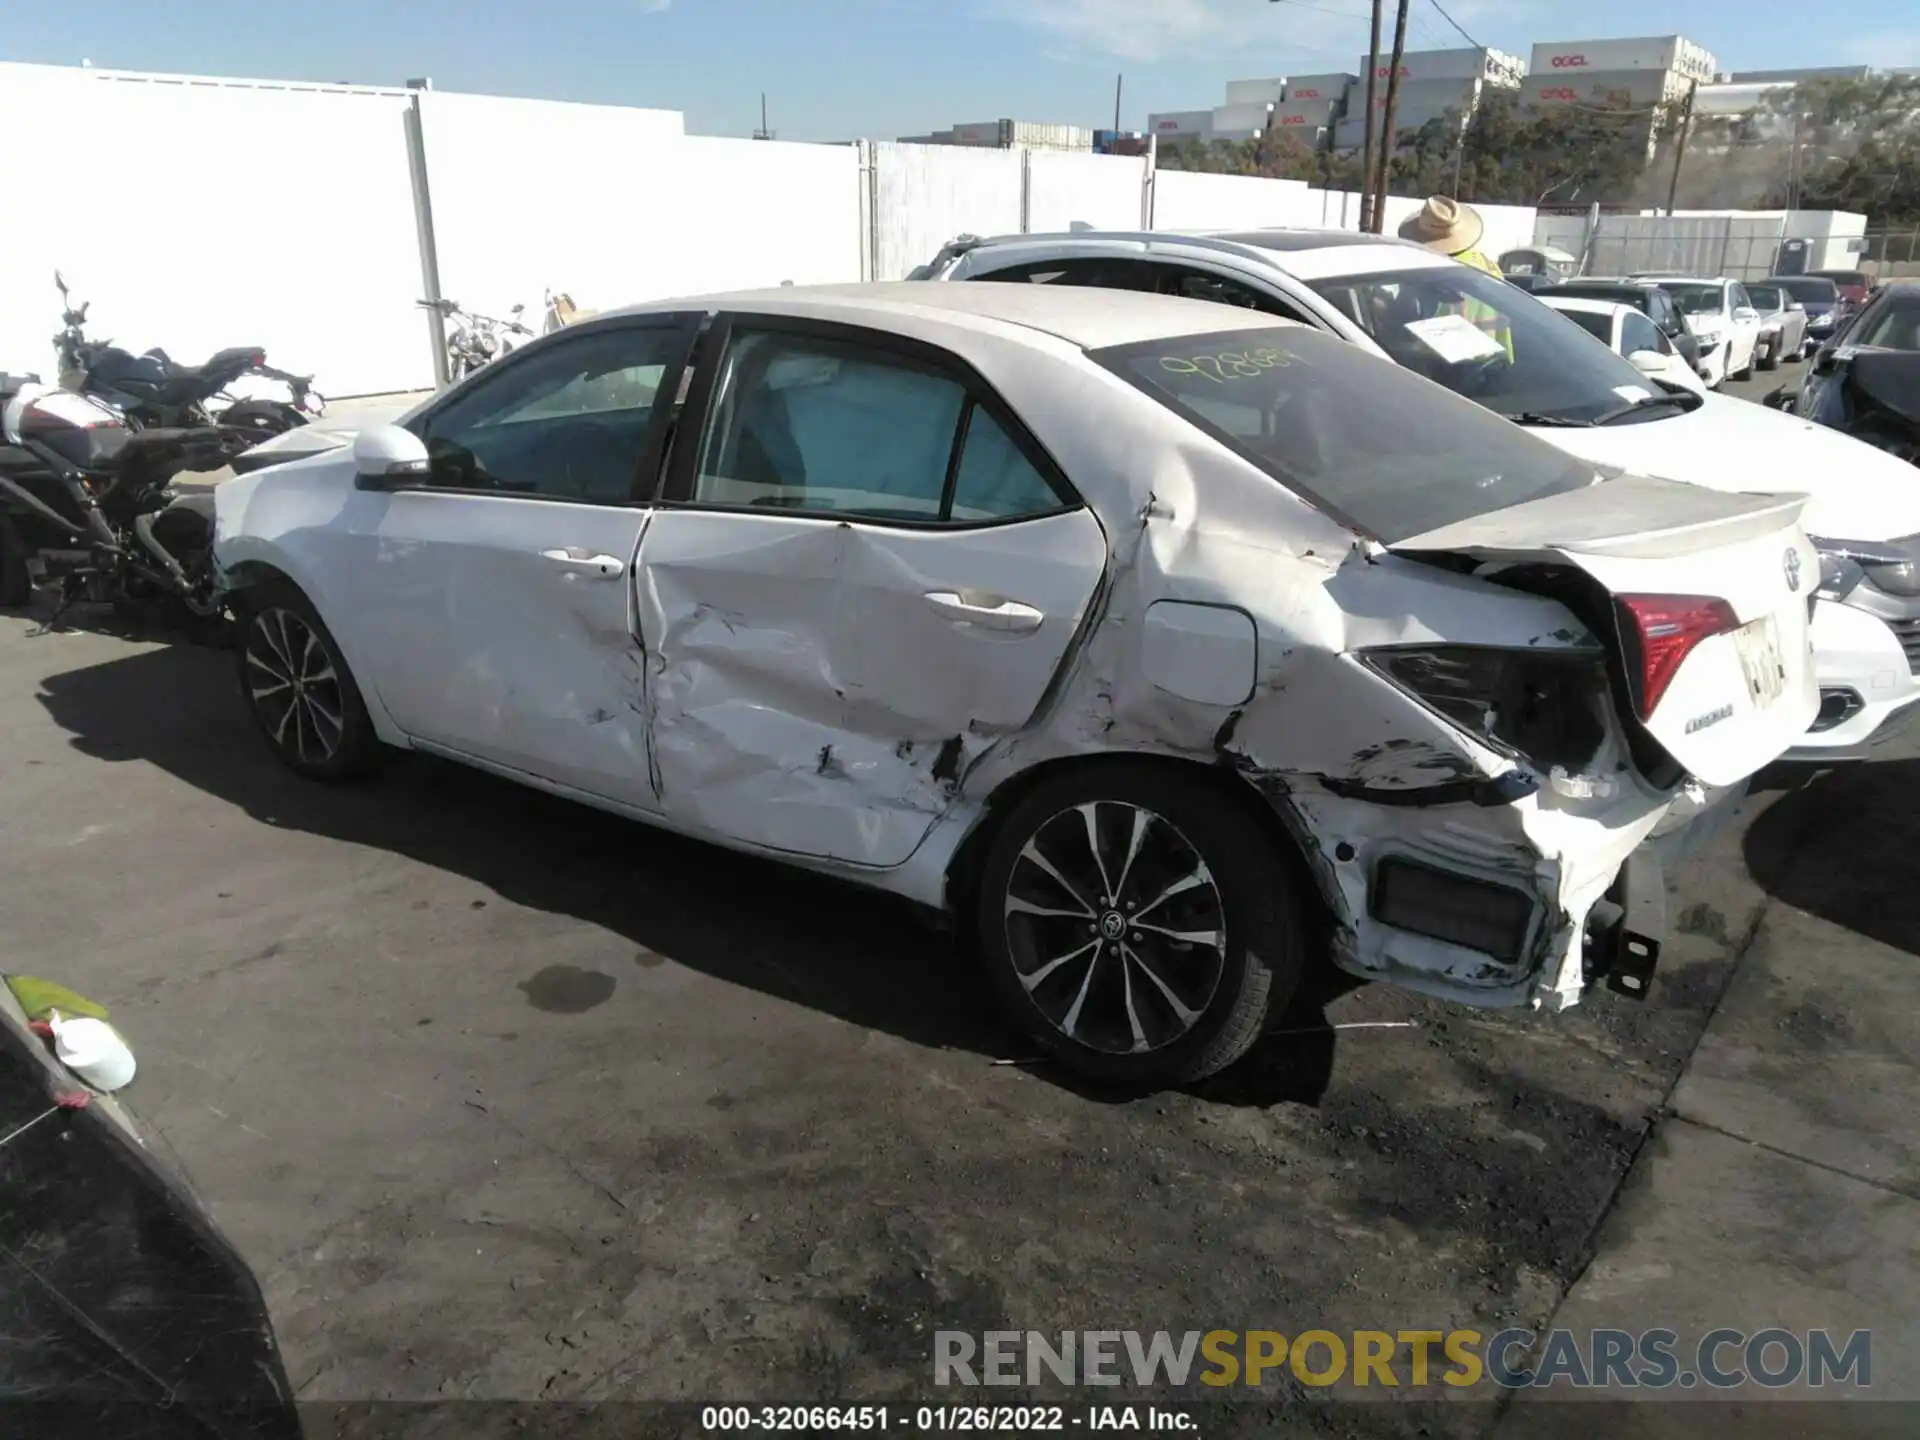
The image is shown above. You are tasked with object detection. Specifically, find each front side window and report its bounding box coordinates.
[418,325,685,502]
[690,327,1072,523]
[1305,265,1664,425]
[1852,301,1920,352]
[1747,285,1784,311]
[1093,325,1602,544]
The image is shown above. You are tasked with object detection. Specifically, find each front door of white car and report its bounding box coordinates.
[1620,308,1705,396]
[633,316,1108,868]
[344,315,699,811]
[1727,283,1763,376]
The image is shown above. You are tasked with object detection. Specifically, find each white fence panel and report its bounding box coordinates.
[1025,151,1148,233]
[0,63,429,396]
[1151,172,1318,230]
[872,143,1024,280]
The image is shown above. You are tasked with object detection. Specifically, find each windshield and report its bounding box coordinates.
[1556,308,1615,344]
[1657,283,1726,315]
[1304,264,1662,426]
[1553,284,1642,308]
[1746,285,1784,310]
[1773,277,1838,304]
[1092,325,1602,544]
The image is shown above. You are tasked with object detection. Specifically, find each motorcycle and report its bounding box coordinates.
[53,272,324,441]
[419,297,533,383]
[0,375,229,626]
[1773,343,1920,465]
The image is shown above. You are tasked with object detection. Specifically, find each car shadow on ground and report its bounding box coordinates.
[1745,757,1920,956]
[34,639,1354,1109]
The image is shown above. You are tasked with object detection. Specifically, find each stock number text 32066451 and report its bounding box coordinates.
[701,1405,1071,1431]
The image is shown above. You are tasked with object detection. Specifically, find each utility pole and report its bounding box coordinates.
[1786,106,1803,211]
[1664,78,1697,216]
[1360,0,1383,231]
[1371,0,1410,232]
[753,93,773,141]
[1114,74,1123,133]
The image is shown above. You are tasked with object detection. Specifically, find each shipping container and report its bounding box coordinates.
[1147,109,1216,136]
[1730,65,1869,84]
[1527,36,1718,83]
[1282,73,1357,105]
[1208,126,1269,142]
[1354,46,1525,87]
[1271,101,1339,131]
[1523,68,1692,109]
[1224,76,1288,106]
[1212,101,1274,132]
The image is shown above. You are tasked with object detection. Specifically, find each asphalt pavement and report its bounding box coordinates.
[1,374,1914,1434]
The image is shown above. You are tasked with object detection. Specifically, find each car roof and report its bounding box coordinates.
[1636,275,1731,285]
[949,227,1454,281]
[602,280,1294,351]
[1556,278,1656,292]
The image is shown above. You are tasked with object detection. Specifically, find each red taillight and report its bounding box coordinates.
[1617,594,1740,720]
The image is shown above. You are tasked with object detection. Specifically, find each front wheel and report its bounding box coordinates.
[235,582,382,779]
[973,765,1304,1089]
[1758,338,1778,371]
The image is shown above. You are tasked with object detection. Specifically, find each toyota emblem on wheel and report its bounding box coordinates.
[1784,547,1802,592]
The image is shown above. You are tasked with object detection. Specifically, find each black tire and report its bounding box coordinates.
[233,581,381,779]
[973,763,1303,1089]
[1758,339,1778,371]
[0,516,30,608]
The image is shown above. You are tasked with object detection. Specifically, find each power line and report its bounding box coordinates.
[1268,0,1374,21]
[1425,0,1482,48]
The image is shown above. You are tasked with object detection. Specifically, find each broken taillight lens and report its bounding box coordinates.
[1614,594,1740,720]
[1360,646,1609,769]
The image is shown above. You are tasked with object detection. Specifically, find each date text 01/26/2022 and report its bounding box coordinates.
[701,1405,1192,1431]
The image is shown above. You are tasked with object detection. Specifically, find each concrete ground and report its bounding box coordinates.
[1,368,1912,1435]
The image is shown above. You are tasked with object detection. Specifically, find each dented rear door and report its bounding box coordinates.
[1390,472,1819,787]
[635,314,1107,867]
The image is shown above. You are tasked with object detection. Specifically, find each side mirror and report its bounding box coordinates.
[1627,350,1668,375]
[1810,348,1838,377]
[1789,301,1806,312]
[352,424,431,490]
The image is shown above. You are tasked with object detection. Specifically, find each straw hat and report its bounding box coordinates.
[1398,196,1485,255]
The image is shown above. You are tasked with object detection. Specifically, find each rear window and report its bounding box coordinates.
[1746,285,1783,310]
[1554,284,1641,307]
[1657,283,1726,315]
[1092,325,1601,544]
[1773,277,1839,303]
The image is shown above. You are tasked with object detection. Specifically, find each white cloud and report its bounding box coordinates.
[993,0,1357,65]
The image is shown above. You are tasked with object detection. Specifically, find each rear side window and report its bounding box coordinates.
[1558,309,1615,345]
[1093,325,1599,543]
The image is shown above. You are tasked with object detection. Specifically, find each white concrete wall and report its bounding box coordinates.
[0,63,430,396]
[871,142,1024,280]
[420,90,857,319]
[1025,151,1149,233]
[1152,172,1319,229]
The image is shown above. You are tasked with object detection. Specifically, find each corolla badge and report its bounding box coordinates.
[1785,547,1802,592]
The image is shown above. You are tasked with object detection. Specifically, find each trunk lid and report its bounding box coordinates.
[1389,473,1819,788]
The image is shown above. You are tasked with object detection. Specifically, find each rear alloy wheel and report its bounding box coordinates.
[975,766,1302,1088]
[1758,338,1778,371]
[237,584,379,779]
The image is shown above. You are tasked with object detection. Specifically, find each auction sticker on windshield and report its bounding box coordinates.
[1733,616,1786,707]
[1402,314,1505,365]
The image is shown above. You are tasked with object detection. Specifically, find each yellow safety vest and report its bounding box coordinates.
[1450,249,1514,361]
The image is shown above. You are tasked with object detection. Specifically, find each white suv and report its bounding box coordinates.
[1631,276,1766,389]
[913,229,1920,764]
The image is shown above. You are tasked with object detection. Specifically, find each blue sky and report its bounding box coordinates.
[7,0,1912,141]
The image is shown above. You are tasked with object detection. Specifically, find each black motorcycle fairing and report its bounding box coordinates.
[1847,350,1920,430]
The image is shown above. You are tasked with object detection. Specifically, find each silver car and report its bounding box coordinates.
[1747,283,1810,372]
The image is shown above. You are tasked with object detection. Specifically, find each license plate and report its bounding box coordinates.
[1732,616,1786,707]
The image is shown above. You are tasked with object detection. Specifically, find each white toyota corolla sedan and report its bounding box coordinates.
[213,283,1819,1088]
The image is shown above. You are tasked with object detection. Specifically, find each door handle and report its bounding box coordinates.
[923,590,1044,634]
[540,547,625,579]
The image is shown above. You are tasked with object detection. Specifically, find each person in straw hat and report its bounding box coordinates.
[1397,195,1512,359]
